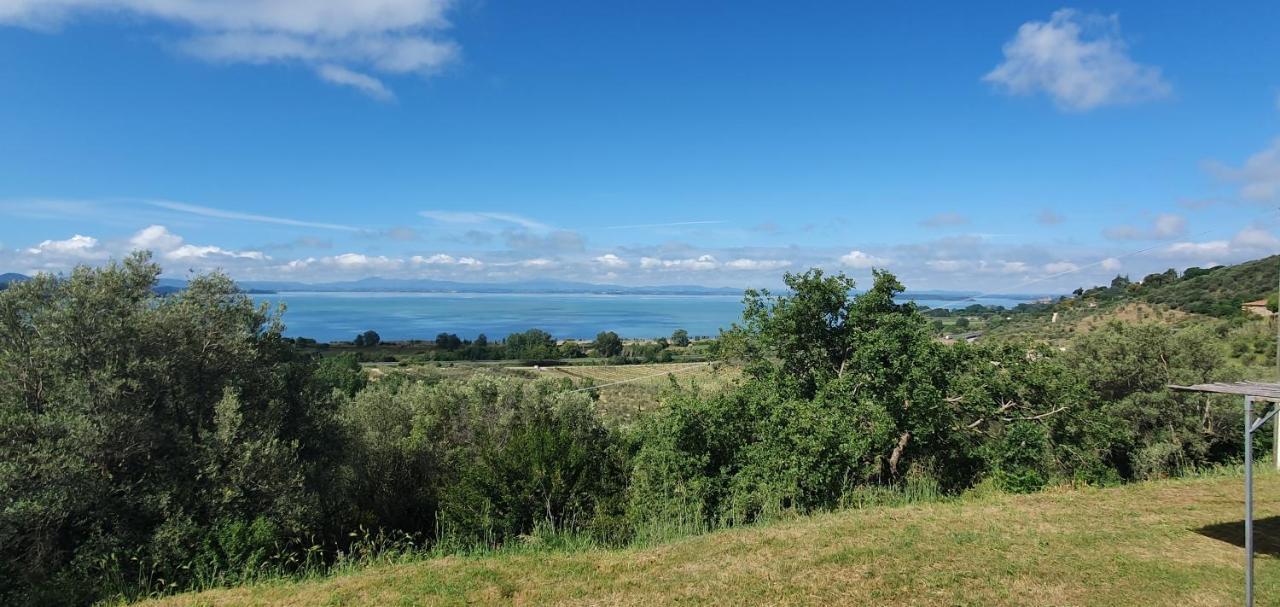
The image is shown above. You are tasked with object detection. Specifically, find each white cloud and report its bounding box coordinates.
[1165,240,1229,258]
[840,250,888,269]
[1232,227,1280,250]
[0,0,458,97]
[129,225,184,251]
[723,258,790,271]
[594,254,629,269]
[285,253,401,272]
[1159,227,1280,262]
[1000,261,1030,274]
[168,244,267,261]
[926,259,967,273]
[639,255,719,271]
[984,9,1170,111]
[1207,137,1280,201]
[25,234,104,258]
[1099,257,1122,271]
[1043,261,1080,274]
[519,258,555,268]
[410,253,481,267]
[126,225,266,261]
[316,64,393,101]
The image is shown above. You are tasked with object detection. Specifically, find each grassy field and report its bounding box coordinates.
[142,472,1280,606]
[367,361,740,425]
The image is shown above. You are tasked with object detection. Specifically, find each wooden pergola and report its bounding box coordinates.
[1170,381,1280,607]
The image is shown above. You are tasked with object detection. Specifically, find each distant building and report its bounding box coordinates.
[1242,299,1274,318]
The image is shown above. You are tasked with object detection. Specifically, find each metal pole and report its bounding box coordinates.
[1245,395,1255,607]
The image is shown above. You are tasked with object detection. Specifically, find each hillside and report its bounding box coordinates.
[981,254,1280,345]
[1140,255,1280,317]
[145,473,1279,607]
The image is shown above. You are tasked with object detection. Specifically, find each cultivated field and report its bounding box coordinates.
[142,471,1280,606]
[367,361,741,424]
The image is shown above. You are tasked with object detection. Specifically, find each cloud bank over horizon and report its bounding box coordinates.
[4,199,1278,295]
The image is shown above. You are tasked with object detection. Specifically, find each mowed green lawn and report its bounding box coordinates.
[145,473,1280,606]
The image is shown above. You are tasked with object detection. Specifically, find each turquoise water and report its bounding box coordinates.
[253,291,1039,342]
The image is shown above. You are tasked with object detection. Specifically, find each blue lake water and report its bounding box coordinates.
[253,291,1040,342]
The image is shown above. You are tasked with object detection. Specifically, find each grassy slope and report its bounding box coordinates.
[984,301,1197,345]
[148,473,1280,607]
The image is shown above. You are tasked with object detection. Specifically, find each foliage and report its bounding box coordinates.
[0,253,342,605]
[1066,321,1245,478]
[593,331,623,358]
[337,374,627,546]
[504,328,558,361]
[0,256,1265,604]
[638,269,1105,528]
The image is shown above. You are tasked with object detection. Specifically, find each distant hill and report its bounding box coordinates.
[1032,254,1280,319]
[1138,255,1278,316]
[981,254,1280,344]
[0,273,29,290]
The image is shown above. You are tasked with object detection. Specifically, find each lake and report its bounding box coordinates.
[253,291,1041,342]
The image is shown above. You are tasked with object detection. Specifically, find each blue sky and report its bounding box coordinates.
[2,1,1280,291]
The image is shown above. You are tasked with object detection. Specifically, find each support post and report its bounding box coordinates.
[1246,395,1255,607]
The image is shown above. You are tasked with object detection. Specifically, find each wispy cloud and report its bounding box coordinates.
[599,220,727,230]
[317,64,395,101]
[984,9,1170,111]
[839,250,889,269]
[419,211,551,231]
[146,200,360,232]
[0,0,459,98]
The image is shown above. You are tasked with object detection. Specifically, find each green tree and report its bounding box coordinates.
[435,332,462,350]
[354,329,381,347]
[594,331,623,358]
[0,253,342,604]
[670,328,690,347]
[1066,321,1241,479]
[313,353,368,397]
[505,329,557,360]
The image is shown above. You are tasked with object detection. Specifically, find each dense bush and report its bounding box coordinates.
[335,374,626,546]
[0,257,1259,605]
[0,254,343,605]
